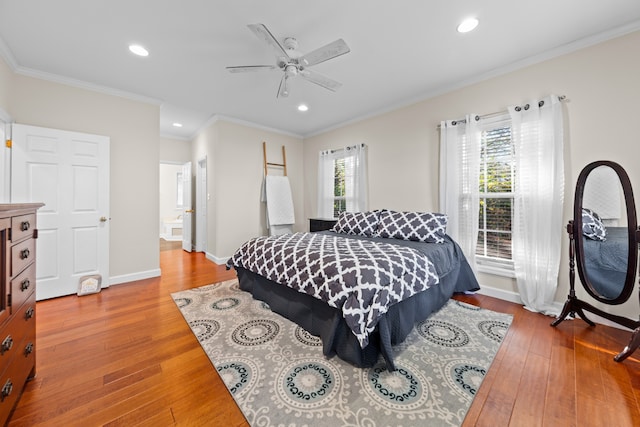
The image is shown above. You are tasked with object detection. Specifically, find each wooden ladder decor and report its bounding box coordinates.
[263,141,287,176]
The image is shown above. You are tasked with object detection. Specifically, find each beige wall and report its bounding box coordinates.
[192,118,303,260]
[1,59,161,282]
[160,136,191,163]
[303,30,640,320]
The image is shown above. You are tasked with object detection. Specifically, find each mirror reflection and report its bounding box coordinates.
[581,165,628,300]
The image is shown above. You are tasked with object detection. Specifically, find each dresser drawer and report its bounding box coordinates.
[10,239,35,277]
[0,291,36,369]
[10,263,36,314]
[10,214,36,243]
[0,331,35,423]
[14,292,36,330]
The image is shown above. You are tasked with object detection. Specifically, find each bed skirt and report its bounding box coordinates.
[235,254,479,371]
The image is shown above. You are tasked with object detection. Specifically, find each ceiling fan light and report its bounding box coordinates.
[285,64,298,77]
[457,17,479,33]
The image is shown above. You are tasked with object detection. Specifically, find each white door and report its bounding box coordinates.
[181,162,193,252]
[195,157,207,252]
[0,118,9,203]
[11,124,110,300]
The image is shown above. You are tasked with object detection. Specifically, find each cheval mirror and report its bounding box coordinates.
[552,160,640,362]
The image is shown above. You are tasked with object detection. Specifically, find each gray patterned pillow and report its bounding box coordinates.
[331,211,381,237]
[376,211,448,243]
[582,208,606,241]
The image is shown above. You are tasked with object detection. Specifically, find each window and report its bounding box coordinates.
[317,144,368,218]
[333,157,347,217]
[476,117,515,273]
[176,172,184,208]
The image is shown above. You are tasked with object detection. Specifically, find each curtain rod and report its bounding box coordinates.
[438,95,567,128]
[322,143,366,155]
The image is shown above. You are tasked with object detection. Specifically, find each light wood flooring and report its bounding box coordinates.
[7,247,640,426]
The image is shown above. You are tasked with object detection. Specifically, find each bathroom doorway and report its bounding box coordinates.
[159,162,184,242]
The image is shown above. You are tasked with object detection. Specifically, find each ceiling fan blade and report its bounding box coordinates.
[247,23,289,59]
[299,39,350,67]
[226,65,276,73]
[277,75,290,98]
[300,69,342,92]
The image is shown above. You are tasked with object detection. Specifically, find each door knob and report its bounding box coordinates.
[100,216,108,222]
[185,209,195,213]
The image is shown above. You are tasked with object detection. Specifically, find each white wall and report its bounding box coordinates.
[192,118,304,261]
[303,30,640,320]
[0,57,161,283]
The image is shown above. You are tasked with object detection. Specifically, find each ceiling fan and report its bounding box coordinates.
[226,23,350,98]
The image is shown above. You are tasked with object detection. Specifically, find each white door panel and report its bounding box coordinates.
[11,124,109,300]
[0,118,9,203]
[182,162,192,252]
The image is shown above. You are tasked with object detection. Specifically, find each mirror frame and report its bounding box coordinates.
[573,160,638,305]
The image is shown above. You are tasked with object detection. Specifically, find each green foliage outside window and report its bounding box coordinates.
[477,126,514,260]
[333,158,346,217]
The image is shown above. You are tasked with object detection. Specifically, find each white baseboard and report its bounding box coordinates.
[475,283,522,304]
[109,268,162,286]
[206,251,229,265]
[476,282,629,331]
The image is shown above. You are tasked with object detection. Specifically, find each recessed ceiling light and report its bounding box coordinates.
[457,17,479,33]
[129,44,149,57]
[172,122,183,127]
[297,104,309,112]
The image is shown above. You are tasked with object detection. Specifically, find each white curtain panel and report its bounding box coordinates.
[510,95,564,315]
[439,115,481,270]
[317,149,338,218]
[344,144,368,212]
[317,144,369,218]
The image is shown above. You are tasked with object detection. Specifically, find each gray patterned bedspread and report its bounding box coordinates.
[227,232,440,348]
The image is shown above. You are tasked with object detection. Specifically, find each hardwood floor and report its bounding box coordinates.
[7,248,640,426]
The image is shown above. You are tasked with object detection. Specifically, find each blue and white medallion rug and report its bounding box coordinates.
[172,279,512,427]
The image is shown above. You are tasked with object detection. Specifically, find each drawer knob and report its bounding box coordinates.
[20,248,30,260]
[1,379,12,402]
[20,221,30,231]
[24,307,35,320]
[24,342,34,356]
[20,278,30,292]
[0,336,13,355]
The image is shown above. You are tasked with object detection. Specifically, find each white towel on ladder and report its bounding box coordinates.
[264,175,295,235]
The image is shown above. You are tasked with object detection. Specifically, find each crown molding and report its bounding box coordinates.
[305,19,640,139]
[0,34,162,106]
[0,36,18,70]
[14,66,163,105]
[191,113,303,140]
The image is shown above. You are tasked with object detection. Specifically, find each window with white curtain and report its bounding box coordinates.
[440,94,565,315]
[318,144,368,218]
[476,116,515,274]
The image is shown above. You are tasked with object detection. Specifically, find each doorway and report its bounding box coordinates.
[159,162,184,242]
[11,124,110,300]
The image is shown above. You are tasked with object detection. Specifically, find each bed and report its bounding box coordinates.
[226,210,480,371]
[581,208,629,299]
[583,226,628,299]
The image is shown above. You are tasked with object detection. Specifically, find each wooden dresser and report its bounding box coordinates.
[0,203,43,424]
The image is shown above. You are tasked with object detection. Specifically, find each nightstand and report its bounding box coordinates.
[309,218,338,232]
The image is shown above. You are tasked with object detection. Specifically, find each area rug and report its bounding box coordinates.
[172,279,512,427]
